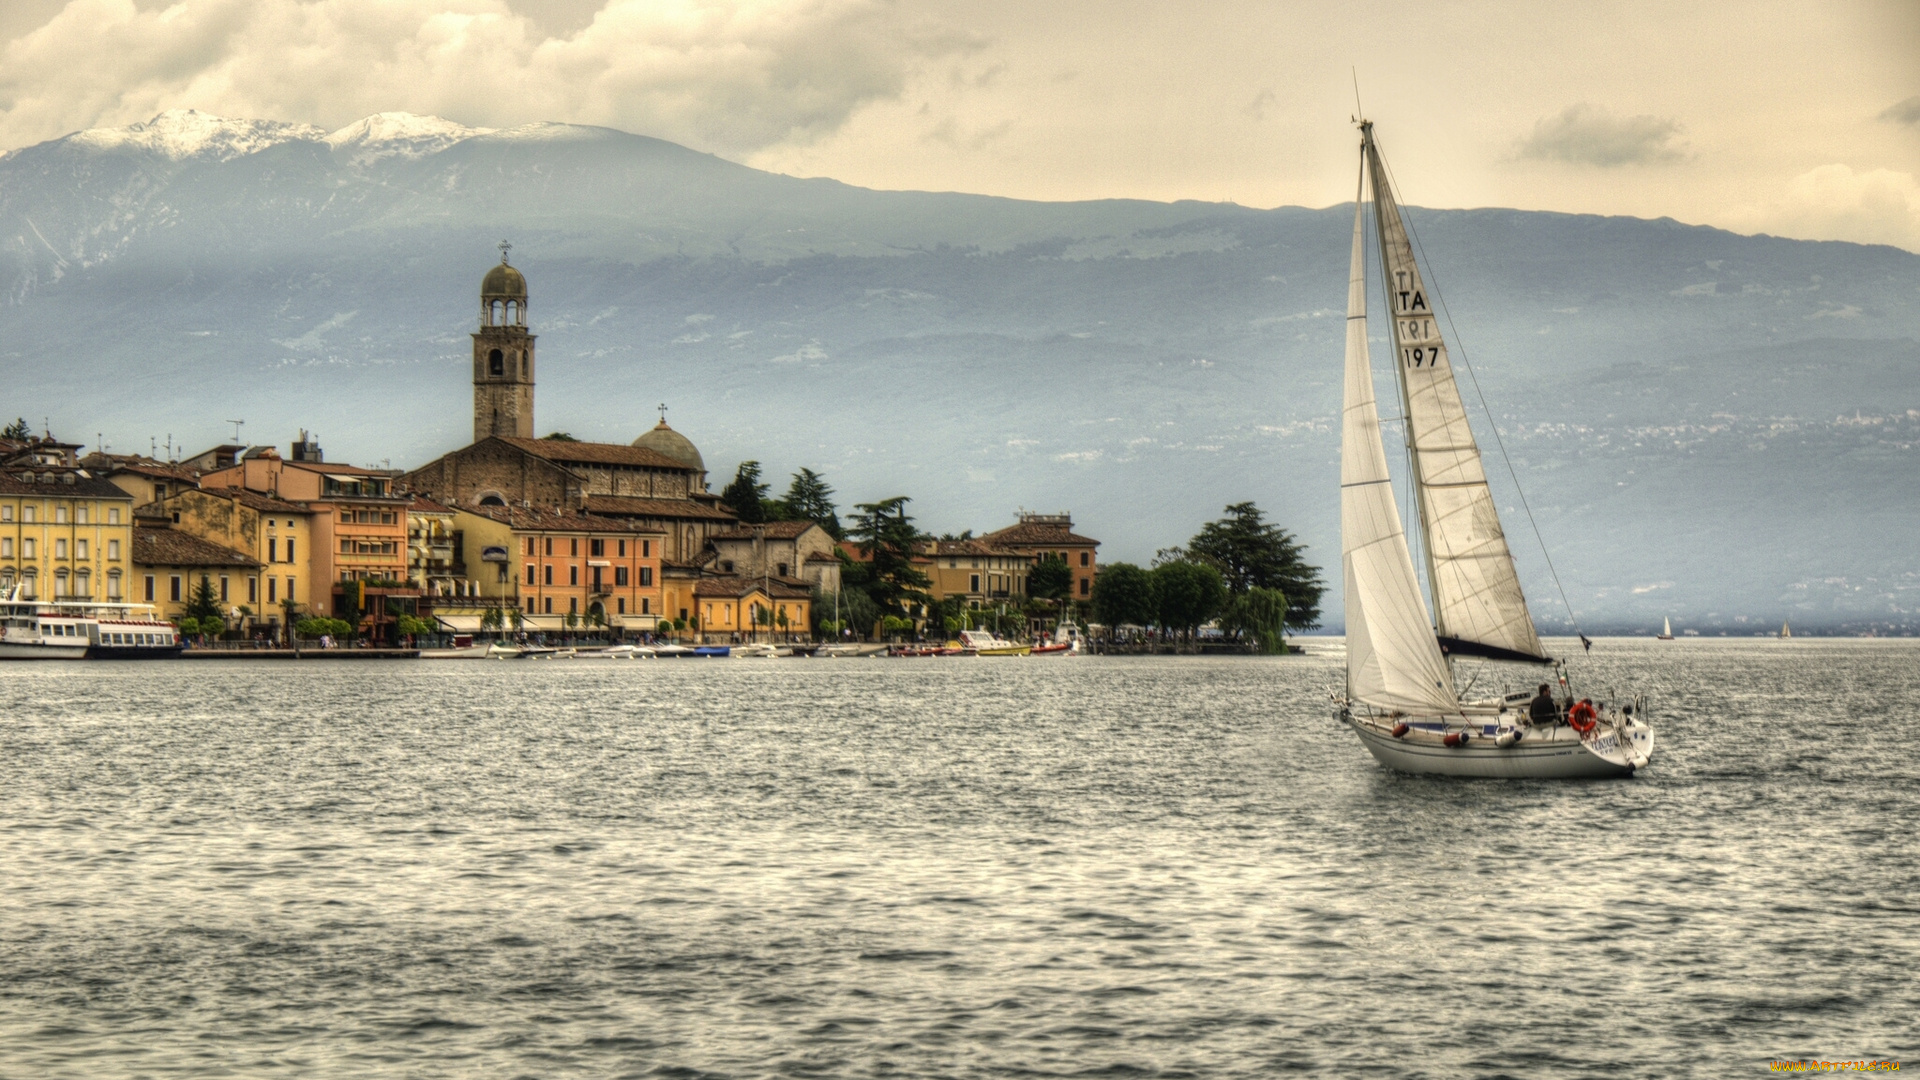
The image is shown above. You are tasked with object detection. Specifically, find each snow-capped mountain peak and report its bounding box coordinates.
[324,113,492,163]
[65,109,325,162]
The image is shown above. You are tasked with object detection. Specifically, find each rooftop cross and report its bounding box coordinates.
[657,402,669,423]
[498,239,512,265]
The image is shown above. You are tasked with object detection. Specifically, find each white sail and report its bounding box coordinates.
[1363,127,1547,662]
[1341,187,1461,715]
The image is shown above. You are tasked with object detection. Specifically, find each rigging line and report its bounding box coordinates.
[1375,146,1586,644]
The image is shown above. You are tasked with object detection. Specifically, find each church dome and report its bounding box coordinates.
[482,260,526,298]
[633,419,704,472]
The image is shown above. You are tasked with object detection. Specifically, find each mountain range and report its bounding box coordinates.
[4,110,1918,632]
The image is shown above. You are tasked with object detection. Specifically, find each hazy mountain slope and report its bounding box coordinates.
[3,112,1917,630]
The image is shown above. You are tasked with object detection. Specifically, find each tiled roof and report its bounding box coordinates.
[192,487,308,514]
[459,504,666,534]
[496,437,692,472]
[709,520,821,541]
[919,539,1030,558]
[100,458,202,483]
[979,522,1101,547]
[582,495,738,522]
[132,527,261,568]
[692,575,814,600]
[408,495,455,514]
[0,470,132,499]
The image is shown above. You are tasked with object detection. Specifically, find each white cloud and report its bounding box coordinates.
[0,0,945,155]
[1516,103,1687,167]
[1732,164,1920,253]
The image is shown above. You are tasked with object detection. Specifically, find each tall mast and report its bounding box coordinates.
[1361,122,1445,639]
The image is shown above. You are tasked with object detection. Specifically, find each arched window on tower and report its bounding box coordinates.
[489,300,504,326]
[505,300,517,325]
[489,348,504,377]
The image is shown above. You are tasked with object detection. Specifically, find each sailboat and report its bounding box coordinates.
[1333,119,1652,778]
[1780,620,1791,639]
[1657,617,1675,641]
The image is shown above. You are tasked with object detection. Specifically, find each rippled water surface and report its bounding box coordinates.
[2,640,1916,1078]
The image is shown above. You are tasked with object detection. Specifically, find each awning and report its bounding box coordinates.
[435,614,486,631]
[325,474,365,483]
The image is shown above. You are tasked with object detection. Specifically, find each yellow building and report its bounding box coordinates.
[692,576,812,643]
[145,487,314,636]
[916,539,1034,608]
[131,526,262,625]
[0,441,137,605]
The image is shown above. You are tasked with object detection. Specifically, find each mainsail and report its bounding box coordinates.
[1362,123,1548,664]
[1341,184,1460,715]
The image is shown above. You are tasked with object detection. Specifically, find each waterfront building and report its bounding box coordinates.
[86,454,203,508]
[446,504,665,636]
[131,525,261,623]
[197,442,416,634]
[980,512,1101,601]
[142,486,313,635]
[692,576,812,643]
[707,520,840,591]
[917,539,1035,608]
[0,438,137,605]
[406,496,469,603]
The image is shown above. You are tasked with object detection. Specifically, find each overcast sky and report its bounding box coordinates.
[3,0,1916,250]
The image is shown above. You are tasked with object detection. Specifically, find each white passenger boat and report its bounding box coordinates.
[0,588,181,659]
[1330,119,1652,778]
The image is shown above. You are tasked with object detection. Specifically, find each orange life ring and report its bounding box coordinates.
[1567,702,1598,734]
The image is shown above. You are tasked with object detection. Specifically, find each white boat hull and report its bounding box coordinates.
[0,641,89,660]
[1340,710,1653,779]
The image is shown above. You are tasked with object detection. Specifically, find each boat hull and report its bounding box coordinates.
[1340,711,1652,779]
[0,642,89,660]
[86,645,185,660]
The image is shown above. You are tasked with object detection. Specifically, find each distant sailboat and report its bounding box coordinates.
[1331,118,1652,778]
[1657,617,1674,641]
[1780,620,1792,639]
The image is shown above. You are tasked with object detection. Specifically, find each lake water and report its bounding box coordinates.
[1,640,1915,1078]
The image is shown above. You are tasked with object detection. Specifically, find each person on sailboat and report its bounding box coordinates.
[1528,684,1559,727]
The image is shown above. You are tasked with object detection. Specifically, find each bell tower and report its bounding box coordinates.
[473,242,535,442]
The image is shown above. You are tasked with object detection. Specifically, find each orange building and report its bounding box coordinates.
[198,447,415,633]
[980,512,1101,602]
[451,504,665,634]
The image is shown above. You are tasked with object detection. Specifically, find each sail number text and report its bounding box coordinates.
[1401,346,1445,369]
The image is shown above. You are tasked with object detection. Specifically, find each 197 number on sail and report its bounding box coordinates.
[1402,345,1445,369]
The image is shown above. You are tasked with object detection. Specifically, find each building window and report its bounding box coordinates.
[617,598,625,614]
[1081,551,1090,566]
[74,570,89,597]
[639,567,652,586]
[777,563,789,577]
[544,538,552,556]
[268,577,277,603]
[55,506,67,524]
[569,566,578,586]
[0,506,10,521]
[268,539,277,562]
[145,576,156,602]
[570,538,578,556]
[220,576,229,602]
[22,506,33,523]
[286,577,295,601]
[21,539,33,558]
[76,540,88,560]
[641,598,650,614]
[544,597,552,614]
[55,539,67,558]
[590,539,604,557]
[526,564,536,585]
[971,574,980,593]
[544,565,553,586]
[107,571,121,600]
[248,577,258,603]
[0,538,9,557]
[615,566,628,586]
[721,560,734,573]
[1080,577,1090,595]
[286,539,295,562]
[642,540,650,558]
[617,540,626,557]
[109,508,120,524]
[76,506,88,524]
[170,576,182,602]
[107,540,120,560]
[569,597,578,614]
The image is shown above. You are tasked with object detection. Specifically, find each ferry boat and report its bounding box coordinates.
[0,587,181,659]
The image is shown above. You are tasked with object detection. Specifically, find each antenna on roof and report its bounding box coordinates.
[226,419,245,442]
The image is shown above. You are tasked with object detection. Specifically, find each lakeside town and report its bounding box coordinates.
[1,253,1323,657]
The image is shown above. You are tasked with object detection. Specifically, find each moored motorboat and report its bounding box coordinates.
[421,634,491,659]
[1329,118,1652,779]
[958,629,1030,656]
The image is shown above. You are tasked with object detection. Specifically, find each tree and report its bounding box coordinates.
[720,461,771,523]
[849,496,930,614]
[1028,555,1072,602]
[1091,562,1155,629]
[1223,587,1290,654]
[481,606,503,634]
[783,467,843,539]
[1152,560,1226,640]
[541,431,579,442]
[184,576,223,623]
[1186,502,1326,630]
[1,418,29,441]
